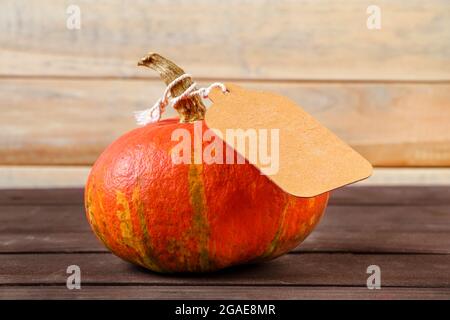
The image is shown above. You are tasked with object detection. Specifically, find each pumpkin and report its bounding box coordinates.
[84,53,329,273]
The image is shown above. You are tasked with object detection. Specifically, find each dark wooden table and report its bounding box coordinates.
[0,186,449,299]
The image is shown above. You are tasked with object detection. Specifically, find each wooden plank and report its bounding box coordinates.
[352,168,450,187]
[1,253,448,288]
[331,185,450,206]
[297,205,450,254]
[0,205,88,233]
[2,167,450,190]
[0,202,449,254]
[0,188,85,205]
[0,166,91,189]
[1,80,450,166]
[0,79,147,166]
[0,204,103,253]
[1,0,449,80]
[1,285,449,300]
[1,185,449,206]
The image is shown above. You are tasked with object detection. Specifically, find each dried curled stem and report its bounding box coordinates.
[138,53,206,123]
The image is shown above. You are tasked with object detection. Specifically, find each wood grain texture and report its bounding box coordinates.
[353,168,450,186]
[1,79,449,166]
[299,205,450,254]
[1,0,449,80]
[1,189,449,254]
[1,253,449,288]
[2,167,450,189]
[0,187,449,299]
[0,166,91,189]
[1,286,449,300]
[1,0,449,300]
[1,185,450,205]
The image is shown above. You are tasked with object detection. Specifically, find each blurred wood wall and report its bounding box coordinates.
[0,0,449,171]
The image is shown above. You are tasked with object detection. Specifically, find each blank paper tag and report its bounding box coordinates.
[205,83,373,197]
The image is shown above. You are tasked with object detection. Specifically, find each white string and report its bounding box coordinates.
[134,74,227,126]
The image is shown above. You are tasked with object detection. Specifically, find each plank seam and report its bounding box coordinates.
[0,283,448,289]
[1,75,450,84]
[2,203,450,207]
[0,251,448,256]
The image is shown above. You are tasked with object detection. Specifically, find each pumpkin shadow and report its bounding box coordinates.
[128,259,278,280]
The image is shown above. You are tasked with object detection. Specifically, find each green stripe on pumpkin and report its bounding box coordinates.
[132,187,165,272]
[115,190,163,272]
[188,163,212,271]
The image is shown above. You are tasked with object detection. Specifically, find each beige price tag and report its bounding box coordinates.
[205,83,372,197]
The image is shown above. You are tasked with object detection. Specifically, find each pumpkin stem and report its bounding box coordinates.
[138,53,206,123]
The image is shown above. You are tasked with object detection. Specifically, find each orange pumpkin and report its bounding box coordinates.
[84,54,329,273]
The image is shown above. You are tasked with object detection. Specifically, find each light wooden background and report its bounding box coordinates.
[0,0,449,187]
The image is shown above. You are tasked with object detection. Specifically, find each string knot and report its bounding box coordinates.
[134,75,227,126]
